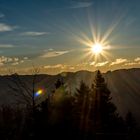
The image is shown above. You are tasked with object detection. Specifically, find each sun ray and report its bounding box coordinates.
[55,11,124,64]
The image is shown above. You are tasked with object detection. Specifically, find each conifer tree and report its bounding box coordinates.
[92,70,125,133]
[73,81,91,138]
[125,111,137,139]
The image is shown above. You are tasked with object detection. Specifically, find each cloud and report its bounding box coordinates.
[70,1,93,9]
[48,1,93,12]
[7,57,13,62]
[124,62,138,66]
[21,31,49,36]
[0,44,14,48]
[134,57,140,62]
[95,61,109,67]
[23,57,28,60]
[20,60,24,63]
[44,64,63,69]
[48,48,54,51]
[41,50,69,58]
[110,58,128,66]
[90,61,95,66]
[14,58,19,62]
[124,58,140,66]
[0,13,5,18]
[0,56,29,66]
[0,62,4,66]
[125,17,136,28]
[11,62,19,66]
[0,56,9,63]
[69,66,75,70]
[0,23,15,32]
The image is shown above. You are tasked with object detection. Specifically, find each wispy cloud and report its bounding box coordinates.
[41,50,69,58]
[124,58,140,66]
[48,48,54,51]
[134,57,140,62]
[110,58,128,66]
[0,56,29,66]
[95,61,109,67]
[70,1,93,9]
[90,61,95,66]
[21,31,49,36]
[44,64,63,69]
[11,62,19,66]
[48,1,93,12]
[23,57,28,60]
[43,64,74,73]
[0,44,14,48]
[125,17,136,28]
[124,62,139,66]
[0,23,15,32]
[0,62,4,66]
[0,13,5,18]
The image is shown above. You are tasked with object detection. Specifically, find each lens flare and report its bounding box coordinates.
[35,89,43,97]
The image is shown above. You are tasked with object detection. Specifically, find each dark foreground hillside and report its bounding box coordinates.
[0,69,140,140]
[1,70,139,140]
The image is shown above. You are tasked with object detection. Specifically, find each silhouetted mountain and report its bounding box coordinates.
[0,68,140,124]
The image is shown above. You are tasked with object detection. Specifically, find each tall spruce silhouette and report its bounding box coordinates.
[125,111,138,139]
[92,70,125,134]
[73,81,91,139]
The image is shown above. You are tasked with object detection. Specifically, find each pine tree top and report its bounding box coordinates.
[94,70,105,89]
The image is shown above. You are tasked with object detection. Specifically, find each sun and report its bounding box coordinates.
[92,43,103,54]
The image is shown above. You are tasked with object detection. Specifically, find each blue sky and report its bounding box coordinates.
[0,0,140,74]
